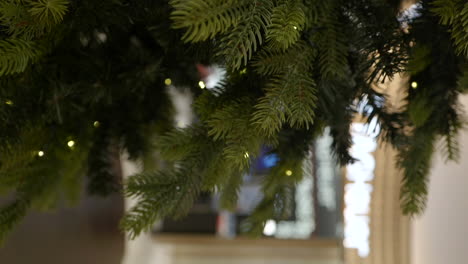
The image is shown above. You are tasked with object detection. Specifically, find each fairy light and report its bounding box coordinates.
[198,81,206,89]
[263,220,277,236]
[244,152,250,159]
[285,170,293,176]
[164,78,172,86]
[176,120,185,128]
[293,26,298,30]
[343,122,379,258]
[37,151,44,157]
[411,81,418,89]
[5,100,13,105]
[93,121,100,128]
[67,140,75,148]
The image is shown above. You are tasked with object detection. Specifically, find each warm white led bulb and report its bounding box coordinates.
[263,220,277,236]
[67,140,75,148]
[198,81,206,89]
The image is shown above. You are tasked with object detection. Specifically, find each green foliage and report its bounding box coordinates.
[218,0,272,69]
[251,42,317,136]
[457,65,468,92]
[0,0,69,76]
[395,3,466,214]
[211,102,261,170]
[0,199,29,243]
[0,0,30,37]
[121,168,200,238]
[440,119,461,163]
[313,4,348,80]
[0,122,89,240]
[29,0,69,26]
[218,169,243,210]
[0,0,467,243]
[0,39,40,75]
[408,95,434,127]
[0,0,206,242]
[243,129,312,235]
[407,45,432,75]
[86,127,119,196]
[170,0,247,42]
[266,0,305,51]
[252,66,316,135]
[252,42,305,75]
[431,0,460,25]
[399,129,435,215]
[431,0,468,56]
[0,0,68,37]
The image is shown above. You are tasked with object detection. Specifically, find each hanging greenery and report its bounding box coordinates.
[0,0,467,242]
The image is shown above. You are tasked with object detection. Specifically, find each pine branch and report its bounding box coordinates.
[217,0,272,69]
[252,41,309,75]
[206,97,253,140]
[202,95,263,171]
[241,196,275,235]
[303,0,334,25]
[170,0,248,42]
[314,5,348,80]
[457,65,468,92]
[87,128,119,196]
[399,129,435,215]
[450,4,468,57]
[0,0,69,39]
[328,112,355,166]
[28,0,69,26]
[407,44,432,75]
[200,148,232,191]
[0,199,29,243]
[431,0,468,57]
[0,143,82,242]
[431,0,461,25]
[441,129,460,163]
[0,124,46,186]
[157,126,208,161]
[218,169,243,210]
[252,47,317,136]
[266,0,305,51]
[408,95,434,127]
[0,0,34,38]
[242,129,312,235]
[0,38,41,76]
[121,168,201,239]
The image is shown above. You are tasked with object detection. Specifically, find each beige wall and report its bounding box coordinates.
[411,95,468,264]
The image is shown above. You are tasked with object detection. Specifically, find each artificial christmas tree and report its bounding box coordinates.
[0,0,466,243]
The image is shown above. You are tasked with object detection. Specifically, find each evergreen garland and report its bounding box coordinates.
[0,0,466,242]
